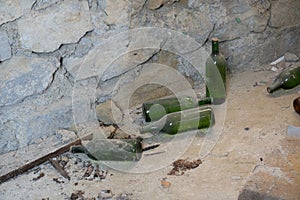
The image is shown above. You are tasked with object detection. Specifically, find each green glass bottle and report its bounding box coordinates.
[205,38,227,104]
[140,107,214,135]
[71,138,143,161]
[267,66,300,93]
[142,96,212,122]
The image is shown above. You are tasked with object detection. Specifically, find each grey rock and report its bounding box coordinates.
[187,0,220,9]
[0,31,11,61]
[72,28,166,82]
[63,56,84,79]
[0,56,59,107]
[18,0,93,52]
[0,120,19,154]
[147,0,164,10]
[71,122,108,139]
[269,0,300,28]
[104,0,130,26]
[0,0,35,25]
[131,4,213,45]
[0,98,74,153]
[101,48,159,81]
[214,2,269,40]
[55,129,78,144]
[96,100,123,125]
[284,52,299,62]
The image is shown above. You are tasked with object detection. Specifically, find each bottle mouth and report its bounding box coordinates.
[267,85,279,93]
[267,87,272,93]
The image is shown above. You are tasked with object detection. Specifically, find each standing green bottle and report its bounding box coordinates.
[142,96,212,122]
[267,66,300,93]
[140,107,214,135]
[206,38,227,104]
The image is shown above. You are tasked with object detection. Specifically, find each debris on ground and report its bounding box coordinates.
[53,177,65,184]
[94,165,107,180]
[70,190,85,200]
[83,164,94,178]
[98,189,113,199]
[168,158,202,176]
[32,172,45,181]
[161,178,171,188]
[49,158,70,180]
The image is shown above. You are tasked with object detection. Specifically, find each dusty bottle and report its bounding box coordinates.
[142,96,212,122]
[267,66,300,93]
[140,107,214,135]
[293,97,300,115]
[71,138,143,161]
[206,38,227,104]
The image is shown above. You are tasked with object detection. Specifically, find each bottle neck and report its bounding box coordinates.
[267,82,281,93]
[140,118,164,134]
[212,39,219,55]
[140,125,157,134]
[197,97,212,106]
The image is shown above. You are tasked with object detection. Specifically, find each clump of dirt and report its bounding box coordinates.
[168,158,202,176]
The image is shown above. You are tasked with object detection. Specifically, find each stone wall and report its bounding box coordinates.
[0,0,299,154]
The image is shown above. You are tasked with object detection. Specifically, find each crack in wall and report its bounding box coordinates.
[202,23,216,47]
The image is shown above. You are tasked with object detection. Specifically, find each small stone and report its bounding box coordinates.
[18,0,92,52]
[95,100,123,125]
[56,129,77,144]
[161,179,171,188]
[0,56,59,106]
[147,0,164,10]
[271,66,278,72]
[98,190,113,199]
[102,125,117,138]
[284,52,299,62]
[104,0,129,25]
[113,128,131,139]
[0,1,34,25]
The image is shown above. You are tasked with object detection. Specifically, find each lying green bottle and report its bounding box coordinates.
[140,107,214,135]
[142,96,211,122]
[267,66,300,93]
[71,138,143,161]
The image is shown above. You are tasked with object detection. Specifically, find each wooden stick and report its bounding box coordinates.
[0,134,92,184]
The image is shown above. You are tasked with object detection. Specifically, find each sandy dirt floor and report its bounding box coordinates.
[0,69,299,200]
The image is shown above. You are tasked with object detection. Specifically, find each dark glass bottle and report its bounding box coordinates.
[293,97,300,115]
[142,96,211,122]
[205,38,227,104]
[267,66,300,93]
[140,107,214,135]
[71,138,143,161]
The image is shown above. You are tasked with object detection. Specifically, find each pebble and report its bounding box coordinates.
[284,52,299,62]
[271,66,278,72]
[147,0,164,10]
[161,179,171,188]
